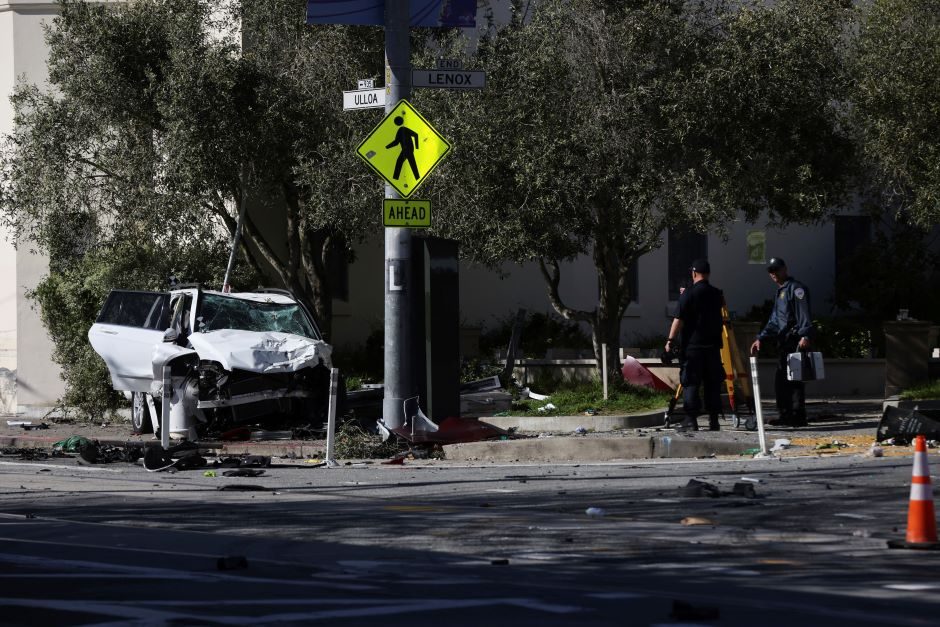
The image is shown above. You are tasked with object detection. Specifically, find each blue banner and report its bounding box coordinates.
[306,0,476,28]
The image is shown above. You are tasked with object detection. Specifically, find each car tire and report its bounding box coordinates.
[131,391,154,435]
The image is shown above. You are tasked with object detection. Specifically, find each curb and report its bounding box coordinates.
[442,435,754,462]
[0,433,328,459]
[479,409,666,432]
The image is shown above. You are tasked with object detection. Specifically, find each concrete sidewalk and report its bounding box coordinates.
[0,398,888,462]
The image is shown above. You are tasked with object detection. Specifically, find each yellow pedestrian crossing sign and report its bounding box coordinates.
[356,100,451,198]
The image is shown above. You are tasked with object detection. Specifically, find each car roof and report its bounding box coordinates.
[173,289,297,305]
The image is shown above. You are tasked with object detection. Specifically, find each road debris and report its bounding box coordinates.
[770,438,791,452]
[585,507,607,518]
[877,406,940,444]
[680,516,716,526]
[680,479,721,498]
[222,468,265,477]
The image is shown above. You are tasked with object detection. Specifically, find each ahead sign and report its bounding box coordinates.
[412,69,486,90]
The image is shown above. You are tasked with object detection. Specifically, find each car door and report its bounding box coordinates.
[88,290,171,392]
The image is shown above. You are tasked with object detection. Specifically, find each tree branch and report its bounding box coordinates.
[538,257,594,323]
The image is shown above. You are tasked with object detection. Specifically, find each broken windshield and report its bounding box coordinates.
[197,294,320,339]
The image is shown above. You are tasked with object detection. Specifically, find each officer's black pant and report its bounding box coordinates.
[774,337,806,419]
[680,348,724,420]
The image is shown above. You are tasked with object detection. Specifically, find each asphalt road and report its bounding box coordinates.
[0,451,937,626]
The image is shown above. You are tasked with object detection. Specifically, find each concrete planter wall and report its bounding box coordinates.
[513,357,887,399]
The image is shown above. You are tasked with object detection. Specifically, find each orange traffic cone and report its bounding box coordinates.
[891,435,940,550]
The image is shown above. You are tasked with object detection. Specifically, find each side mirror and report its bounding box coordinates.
[162,328,179,343]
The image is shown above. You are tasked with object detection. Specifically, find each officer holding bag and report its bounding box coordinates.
[749,257,815,427]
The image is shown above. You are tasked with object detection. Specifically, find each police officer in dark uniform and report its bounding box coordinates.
[665,259,725,432]
[749,257,815,427]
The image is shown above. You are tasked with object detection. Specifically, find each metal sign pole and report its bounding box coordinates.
[382,0,412,430]
[325,367,339,467]
[749,356,771,457]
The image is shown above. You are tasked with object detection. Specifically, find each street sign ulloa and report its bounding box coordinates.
[356,100,451,198]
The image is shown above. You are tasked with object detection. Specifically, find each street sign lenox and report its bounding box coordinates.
[356,100,451,198]
[412,69,485,89]
[384,199,430,228]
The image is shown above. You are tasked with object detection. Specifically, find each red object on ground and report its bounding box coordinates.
[621,355,672,391]
[390,416,510,444]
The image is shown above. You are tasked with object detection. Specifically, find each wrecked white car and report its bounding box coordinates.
[88,287,335,439]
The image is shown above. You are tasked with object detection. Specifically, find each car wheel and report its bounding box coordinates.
[131,391,154,435]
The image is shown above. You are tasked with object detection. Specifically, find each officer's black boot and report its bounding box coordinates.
[708,414,720,431]
[676,417,699,432]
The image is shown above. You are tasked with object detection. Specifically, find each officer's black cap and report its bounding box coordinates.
[766,257,786,271]
[690,258,710,274]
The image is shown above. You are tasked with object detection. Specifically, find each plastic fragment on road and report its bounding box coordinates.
[574,426,588,435]
[868,444,884,457]
[585,507,607,518]
[770,438,791,452]
[680,516,716,526]
[203,470,217,477]
[53,436,93,453]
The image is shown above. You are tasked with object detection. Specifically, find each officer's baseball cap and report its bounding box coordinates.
[766,257,786,271]
[690,258,710,274]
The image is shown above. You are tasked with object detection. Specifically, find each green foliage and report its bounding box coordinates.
[812,318,884,359]
[332,329,384,384]
[833,220,940,324]
[479,312,592,359]
[425,0,854,383]
[459,358,503,384]
[900,381,940,401]
[510,380,669,416]
[852,0,940,227]
[334,421,407,459]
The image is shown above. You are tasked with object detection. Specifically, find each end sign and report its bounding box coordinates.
[384,199,430,228]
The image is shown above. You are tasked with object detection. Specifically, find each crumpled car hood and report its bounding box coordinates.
[188,330,332,373]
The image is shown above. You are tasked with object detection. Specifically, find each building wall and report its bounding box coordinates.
[329,215,839,353]
[1,0,65,413]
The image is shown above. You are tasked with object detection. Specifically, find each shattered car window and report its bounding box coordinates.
[198,293,320,339]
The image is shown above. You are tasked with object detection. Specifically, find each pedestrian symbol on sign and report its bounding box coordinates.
[356,100,451,198]
[386,115,420,181]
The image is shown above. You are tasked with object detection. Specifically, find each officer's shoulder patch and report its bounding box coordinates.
[794,287,805,300]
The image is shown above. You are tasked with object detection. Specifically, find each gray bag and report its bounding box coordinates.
[786,351,825,381]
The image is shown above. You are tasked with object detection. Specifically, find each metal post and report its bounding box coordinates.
[749,356,771,457]
[602,343,608,400]
[161,365,171,450]
[382,0,412,430]
[325,368,339,467]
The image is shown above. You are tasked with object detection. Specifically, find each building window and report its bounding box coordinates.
[668,229,707,300]
[834,216,872,277]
